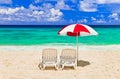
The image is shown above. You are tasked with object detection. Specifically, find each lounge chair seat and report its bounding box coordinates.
[40,48,59,70]
[60,49,77,69]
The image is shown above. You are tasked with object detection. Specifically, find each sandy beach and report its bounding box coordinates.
[0,45,120,79]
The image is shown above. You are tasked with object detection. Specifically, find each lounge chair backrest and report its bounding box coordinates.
[42,48,57,62]
[61,49,76,58]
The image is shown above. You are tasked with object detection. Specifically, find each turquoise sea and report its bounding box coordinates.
[0,25,120,45]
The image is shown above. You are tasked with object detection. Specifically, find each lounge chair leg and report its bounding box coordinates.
[73,64,77,69]
[73,66,77,69]
[40,64,45,70]
[55,64,59,70]
[61,64,64,70]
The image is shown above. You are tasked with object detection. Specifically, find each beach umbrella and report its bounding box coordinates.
[58,24,98,60]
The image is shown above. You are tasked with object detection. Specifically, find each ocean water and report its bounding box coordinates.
[0,25,120,45]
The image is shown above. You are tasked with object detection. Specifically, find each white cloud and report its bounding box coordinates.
[55,0,71,10]
[108,13,119,20]
[0,7,24,15]
[95,19,106,23]
[96,0,120,4]
[29,3,54,11]
[95,19,106,24]
[42,3,54,10]
[0,0,12,4]
[79,0,97,12]
[29,3,63,22]
[34,0,42,3]
[50,8,62,16]
[79,0,120,12]
[34,0,58,3]
[33,10,44,15]
[0,5,63,22]
[90,15,107,24]
[91,17,97,21]
[1,17,12,21]
[81,0,120,5]
[47,8,63,21]
[94,19,106,24]
[34,1,71,11]
[77,19,88,23]
[29,4,39,10]
[0,0,64,24]
[91,17,106,23]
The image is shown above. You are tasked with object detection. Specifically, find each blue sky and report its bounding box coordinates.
[0,0,120,25]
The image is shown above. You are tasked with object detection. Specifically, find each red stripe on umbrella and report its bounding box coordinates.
[67,32,80,36]
[74,24,90,33]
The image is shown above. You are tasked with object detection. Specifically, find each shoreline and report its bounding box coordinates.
[0,43,119,47]
[0,44,120,51]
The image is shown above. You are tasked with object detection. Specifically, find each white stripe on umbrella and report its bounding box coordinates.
[58,24,76,36]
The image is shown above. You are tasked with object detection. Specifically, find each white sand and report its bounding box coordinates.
[0,45,120,79]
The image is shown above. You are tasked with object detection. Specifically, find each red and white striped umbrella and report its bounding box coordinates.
[58,24,98,36]
[58,24,98,61]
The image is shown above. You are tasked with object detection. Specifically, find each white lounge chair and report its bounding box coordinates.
[40,48,59,70]
[60,49,77,69]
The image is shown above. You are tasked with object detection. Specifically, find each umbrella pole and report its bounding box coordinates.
[76,32,78,61]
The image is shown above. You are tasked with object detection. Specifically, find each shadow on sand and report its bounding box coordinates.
[77,60,90,67]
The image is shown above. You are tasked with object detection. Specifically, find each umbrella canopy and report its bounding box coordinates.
[58,24,98,61]
[58,24,98,36]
